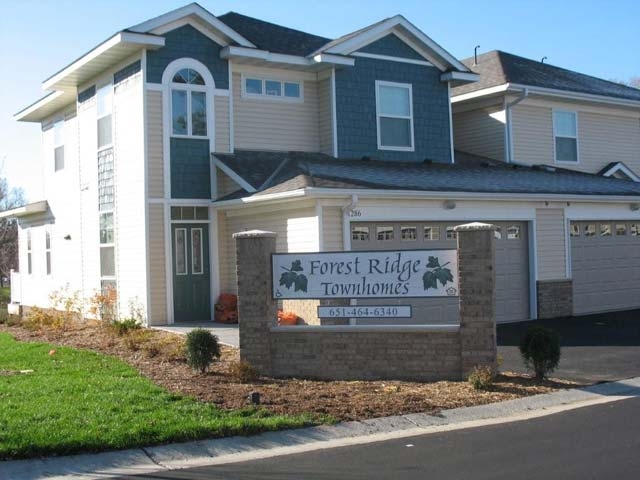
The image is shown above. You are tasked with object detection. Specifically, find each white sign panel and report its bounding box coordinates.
[318,305,412,318]
[272,250,458,299]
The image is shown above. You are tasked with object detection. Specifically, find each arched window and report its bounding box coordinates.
[171,68,208,137]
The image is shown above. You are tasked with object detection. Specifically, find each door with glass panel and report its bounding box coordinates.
[172,224,210,322]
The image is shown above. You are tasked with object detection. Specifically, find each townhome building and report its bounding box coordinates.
[4,3,640,326]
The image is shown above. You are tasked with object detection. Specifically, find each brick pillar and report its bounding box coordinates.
[233,230,278,375]
[455,222,498,377]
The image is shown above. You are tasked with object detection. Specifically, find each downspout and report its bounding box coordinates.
[505,88,529,163]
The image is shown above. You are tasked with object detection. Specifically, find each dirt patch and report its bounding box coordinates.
[0,322,580,422]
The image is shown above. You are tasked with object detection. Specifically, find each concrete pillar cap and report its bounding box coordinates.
[233,230,277,239]
[454,222,497,232]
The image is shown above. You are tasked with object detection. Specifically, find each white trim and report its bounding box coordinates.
[221,45,355,68]
[213,89,229,97]
[128,3,255,48]
[150,18,227,47]
[375,80,415,152]
[552,109,579,164]
[240,74,304,103]
[440,71,480,83]
[211,155,257,193]
[14,91,66,122]
[564,216,572,280]
[451,84,511,103]
[42,32,164,91]
[0,200,49,219]
[351,51,433,67]
[310,54,356,67]
[228,60,235,153]
[146,83,163,92]
[331,68,338,157]
[600,163,640,182]
[209,207,220,309]
[164,206,174,325]
[528,219,538,319]
[317,15,469,73]
[142,48,152,326]
[447,83,454,164]
[316,202,324,251]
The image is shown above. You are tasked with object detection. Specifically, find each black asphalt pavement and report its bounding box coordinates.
[498,309,640,382]
[119,396,640,479]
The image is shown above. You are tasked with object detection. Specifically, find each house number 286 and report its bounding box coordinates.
[349,209,362,217]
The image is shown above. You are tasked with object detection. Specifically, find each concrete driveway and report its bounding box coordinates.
[498,309,640,383]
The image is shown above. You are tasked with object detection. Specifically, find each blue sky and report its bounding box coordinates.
[1,0,638,201]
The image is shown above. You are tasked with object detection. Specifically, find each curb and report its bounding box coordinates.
[3,377,640,479]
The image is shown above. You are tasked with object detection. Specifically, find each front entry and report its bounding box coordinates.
[172,223,211,321]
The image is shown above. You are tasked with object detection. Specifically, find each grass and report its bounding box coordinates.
[0,333,316,460]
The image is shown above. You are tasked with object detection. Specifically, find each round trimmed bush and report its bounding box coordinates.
[185,329,220,373]
[519,326,561,380]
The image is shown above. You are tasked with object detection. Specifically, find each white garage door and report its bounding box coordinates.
[571,221,640,315]
[350,221,530,324]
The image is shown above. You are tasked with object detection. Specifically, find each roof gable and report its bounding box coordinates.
[357,33,426,61]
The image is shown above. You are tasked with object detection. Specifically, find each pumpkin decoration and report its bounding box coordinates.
[277,310,298,326]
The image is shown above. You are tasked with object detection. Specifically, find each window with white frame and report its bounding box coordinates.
[376,81,414,151]
[97,84,113,149]
[553,111,578,162]
[45,227,52,275]
[53,120,64,171]
[242,77,302,100]
[171,68,207,137]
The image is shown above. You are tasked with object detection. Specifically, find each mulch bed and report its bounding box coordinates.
[0,322,580,422]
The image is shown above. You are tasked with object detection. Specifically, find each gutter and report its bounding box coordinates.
[505,88,529,163]
[211,186,640,209]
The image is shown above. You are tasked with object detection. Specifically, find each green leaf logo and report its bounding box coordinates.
[423,256,454,290]
[279,260,309,292]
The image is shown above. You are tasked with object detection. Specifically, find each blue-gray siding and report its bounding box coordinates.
[170,138,211,199]
[358,34,425,61]
[114,60,141,85]
[146,25,229,88]
[335,57,452,163]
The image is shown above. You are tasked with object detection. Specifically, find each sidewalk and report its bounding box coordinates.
[3,377,640,480]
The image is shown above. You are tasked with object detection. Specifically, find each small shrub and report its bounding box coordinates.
[88,286,117,323]
[23,307,63,330]
[123,329,153,351]
[229,360,259,383]
[152,335,186,361]
[468,365,494,390]
[185,329,220,373]
[110,318,141,336]
[49,285,83,325]
[519,326,561,380]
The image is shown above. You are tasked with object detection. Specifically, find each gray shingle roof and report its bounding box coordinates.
[452,50,640,102]
[217,12,331,56]
[213,150,640,202]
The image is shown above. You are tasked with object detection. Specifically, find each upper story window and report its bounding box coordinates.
[27,229,33,275]
[553,111,578,162]
[171,68,207,137]
[242,76,302,101]
[53,120,64,171]
[97,83,113,149]
[376,80,414,151]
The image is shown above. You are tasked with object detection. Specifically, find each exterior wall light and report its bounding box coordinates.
[443,200,456,210]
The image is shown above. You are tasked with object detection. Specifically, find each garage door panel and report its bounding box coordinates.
[571,220,640,315]
[351,221,529,324]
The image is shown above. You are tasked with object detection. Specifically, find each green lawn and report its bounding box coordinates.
[0,333,315,460]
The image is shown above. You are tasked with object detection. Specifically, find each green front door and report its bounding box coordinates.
[172,223,211,321]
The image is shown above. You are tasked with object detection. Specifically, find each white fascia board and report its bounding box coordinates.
[0,201,48,219]
[320,15,469,73]
[212,189,307,208]
[14,91,66,122]
[211,155,257,193]
[601,163,640,182]
[311,54,355,67]
[440,71,480,83]
[508,83,640,108]
[222,46,355,68]
[42,32,165,91]
[450,84,511,103]
[128,2,255,47]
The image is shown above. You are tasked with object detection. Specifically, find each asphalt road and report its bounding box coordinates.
[120,396,640,480]
[498,309,640,382]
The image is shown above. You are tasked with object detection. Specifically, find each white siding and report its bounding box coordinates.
[147,204,167,325]
[536,208,567,280]
[322,206,343,251]
[453,107,505,161]
[511,104,554,165]
[318,77,333,156]
[233,70,320,152]
[215,95,231,153]
[113,73,147,319]
[146,90,164,198]
[218,204,319,293]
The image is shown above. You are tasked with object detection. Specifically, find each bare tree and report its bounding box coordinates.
[0,178,25,287]
[630,77,640,89]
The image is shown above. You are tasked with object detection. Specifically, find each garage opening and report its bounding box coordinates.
[350,221,530,324]
[570,221,640,315]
